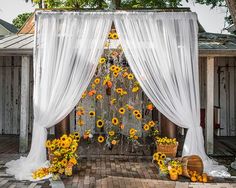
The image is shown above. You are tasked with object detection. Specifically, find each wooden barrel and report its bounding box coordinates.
[180,155,203,178]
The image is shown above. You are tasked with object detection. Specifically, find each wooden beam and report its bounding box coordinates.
[19,56,30,153]
[206,57,214,154]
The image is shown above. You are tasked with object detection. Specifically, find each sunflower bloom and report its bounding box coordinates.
[96,94,103,100]
[109,131,115,136]
[143,124,150,131]
[94,78,100,84]
[99,57,106,65]
[89,111,96,117]
[133,110,140,116]
[148,121,155,127]
[135,113,142,120]
[96,119,104,128]
[98,135,105,143]
[112,117,119,125]
[119,108,126,115]
[128,73,134,80]
[111,33,119,39]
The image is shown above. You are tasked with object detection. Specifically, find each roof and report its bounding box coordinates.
[0,19,18,36]
[18,15,35,34]
[1,33,236,56]
[198,32,236,56]
[0,34,33,55]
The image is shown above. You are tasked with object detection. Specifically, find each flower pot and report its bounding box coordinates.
[169,173,178,181]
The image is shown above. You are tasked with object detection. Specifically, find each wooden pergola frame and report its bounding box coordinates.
[1,9,236,155]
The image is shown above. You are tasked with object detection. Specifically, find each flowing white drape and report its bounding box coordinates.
[114,12,229,176]
[5,12,112,180]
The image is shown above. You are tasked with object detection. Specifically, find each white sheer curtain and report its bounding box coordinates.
[5,12,112,180]
[114,12,229,176]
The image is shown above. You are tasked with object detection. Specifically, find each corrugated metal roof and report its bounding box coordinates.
[1,32,236,55]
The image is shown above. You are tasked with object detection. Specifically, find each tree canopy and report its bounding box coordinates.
[12,12,32,29]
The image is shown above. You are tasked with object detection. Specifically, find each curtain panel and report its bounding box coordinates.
[5,12,113,180]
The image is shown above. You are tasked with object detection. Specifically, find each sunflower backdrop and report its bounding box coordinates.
[73,30,159,152]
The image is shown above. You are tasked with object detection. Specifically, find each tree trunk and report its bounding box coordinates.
[226,0,236,26]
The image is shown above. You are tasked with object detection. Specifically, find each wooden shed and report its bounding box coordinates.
[0,15,236,155]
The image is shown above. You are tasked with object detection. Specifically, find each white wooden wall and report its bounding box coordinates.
[0,56,33,135]
[199,57,236,136]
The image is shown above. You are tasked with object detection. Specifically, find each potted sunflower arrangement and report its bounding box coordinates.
[32,132,80,180]
[153,152,183,181]
[156,137,178,158]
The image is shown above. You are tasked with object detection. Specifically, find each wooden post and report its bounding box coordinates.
[160,114,177,139]
[19,56,30,153]
[206,57,214,154]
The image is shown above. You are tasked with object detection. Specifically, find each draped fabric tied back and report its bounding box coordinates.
[5,11,229,181]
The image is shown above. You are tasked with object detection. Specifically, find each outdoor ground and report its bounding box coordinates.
[0,135,236,188]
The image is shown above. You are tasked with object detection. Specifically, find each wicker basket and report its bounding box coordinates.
[156,142,178,158]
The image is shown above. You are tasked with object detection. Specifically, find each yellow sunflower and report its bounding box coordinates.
[109,131,115,136]
[148,121,155,127]
[113,72,119,77]
[69,157,77,165]
[169,168,178,175]
[61,159,68,167]
[112,117,119,125]
[94,78,100,84]
[108,32,112,39]
[160,153,166,160]
[135,113,142,120]
[119,108,126,115]
[99,57,106,65]
[89,111,95,117]
[70,145,77,153]
[50,144,56,151]
[116,88,123,94]
[98,135,105,143]
[111,33,119,39]
[153,152,159,161]
[45,140,51,148]
[96,94,103,100]
[133,135,138,140]
[96,119,104,128]
[129,128,137,135]
[128,73,134,80]
[110,65,117,72]
[143,124,150,131]
[133,110,140,116]
[73,132,80,137]
[132,87,139,93]
[114,67,121,73]
[157,160,164,166]
[60,134,67,142]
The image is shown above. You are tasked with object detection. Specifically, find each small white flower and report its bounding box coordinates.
[89,134,93,138]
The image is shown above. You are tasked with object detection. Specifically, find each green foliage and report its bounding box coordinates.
[32,0,182,9]
[12,12,33,29]
[195,0,226,8]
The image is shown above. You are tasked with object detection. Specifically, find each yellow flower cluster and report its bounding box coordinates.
[128,128,138,141]
[168,160,183,176]
[156,137,177,145]
[33,133,80,179]
[108,32,119,39]
[132,110,142,120]
[153,152,168,173]
[188,170,208,183]
[32,167,49,179]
